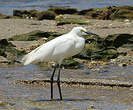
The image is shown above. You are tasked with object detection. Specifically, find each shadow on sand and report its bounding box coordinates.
[36,98,99,102]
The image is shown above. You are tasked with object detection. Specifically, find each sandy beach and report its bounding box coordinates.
[1,16,133,40]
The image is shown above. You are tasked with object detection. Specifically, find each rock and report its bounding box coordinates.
[0,39,15,46]
[74,33,133,60]
[114,55,133,66]
[11,6,133,21]
[118,63,127,67]
[79,6,133,20]
[75,36,118,60]
[62,58,81,69]
[0,39,26,64]
[49,7,78,14]
[104,34,133,48]
[8,30,62,41]
[124,19,130,22]
[0,101,9,106]
[87,105,97,110]
[13,9,39,18]
[0,56,8,63]
[78,8,94,15]
[37,11,56,20]
[111,6,133,20]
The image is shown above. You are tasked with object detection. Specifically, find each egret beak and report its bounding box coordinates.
[85,31,99,37]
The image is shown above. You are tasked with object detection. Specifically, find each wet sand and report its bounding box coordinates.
[0,64,133,110]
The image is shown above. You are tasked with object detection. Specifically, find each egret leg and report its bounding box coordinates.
[50,66,56,100]
[57,65,63,100]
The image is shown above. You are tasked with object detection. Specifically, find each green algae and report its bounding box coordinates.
[8,30,62,41]
[0,39,26,64]
[74,34,132,60]
[104,34,133,48]
[62,58,81,69]
[79,6,133,20]
[13,9,39,18]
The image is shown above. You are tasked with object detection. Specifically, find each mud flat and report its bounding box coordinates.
[0,64,132,110]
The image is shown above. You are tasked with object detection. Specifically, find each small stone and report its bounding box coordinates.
[122,63,127,67]
[87,105,96,109]
[0,56,8,63]
[0,101,8,106]
[124,19,130,22]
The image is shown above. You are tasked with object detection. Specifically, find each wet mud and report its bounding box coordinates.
[0,64,133,110]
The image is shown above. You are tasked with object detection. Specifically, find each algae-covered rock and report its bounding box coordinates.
[78,34,133,60]
[111,6,133,20]
[79,6,133,20]
[49,7,78,14]
[13,8,77,20]
[13,9,39,18]
[12,6,133,20]
[79,8,102,19]
[104,34,133,48]
[74,36,104,59]
[0,39,15,46]
[56,17,88,25]
[91,49,118,60]
[0,39,26,64]
[62,58,81,69]
[37,11,56,20]
[78,9,94,15]
[0,101,9,106]
[8,30,61,41]
[74,35,120,60]
[13,10,56,20]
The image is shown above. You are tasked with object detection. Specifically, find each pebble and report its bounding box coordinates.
[0,56,8,63]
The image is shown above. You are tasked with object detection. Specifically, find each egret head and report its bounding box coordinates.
[71,27,99,37]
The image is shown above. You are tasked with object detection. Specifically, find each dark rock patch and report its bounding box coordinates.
[37,11,56,20]
[8,30,62,41]
[0,39,26,64]
[49,7,78,14]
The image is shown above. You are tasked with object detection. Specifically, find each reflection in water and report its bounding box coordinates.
[36,98,98,102]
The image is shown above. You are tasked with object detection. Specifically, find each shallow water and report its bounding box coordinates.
[0,64,133,110]
[0,0,133,15]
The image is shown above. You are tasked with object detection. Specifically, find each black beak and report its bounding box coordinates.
[85,31,99,37]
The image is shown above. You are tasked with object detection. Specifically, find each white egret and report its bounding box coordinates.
[22,27,99,100]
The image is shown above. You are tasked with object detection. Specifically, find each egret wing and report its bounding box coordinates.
[22,34,76,65]
[22,41,55,65]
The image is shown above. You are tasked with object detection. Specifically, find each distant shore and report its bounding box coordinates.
[1,0,133,15]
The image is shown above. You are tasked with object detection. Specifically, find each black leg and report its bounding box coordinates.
[50,66,56,100]
[57,65,63,100]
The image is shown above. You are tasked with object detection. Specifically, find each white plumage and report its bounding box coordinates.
[22,27,86,65]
